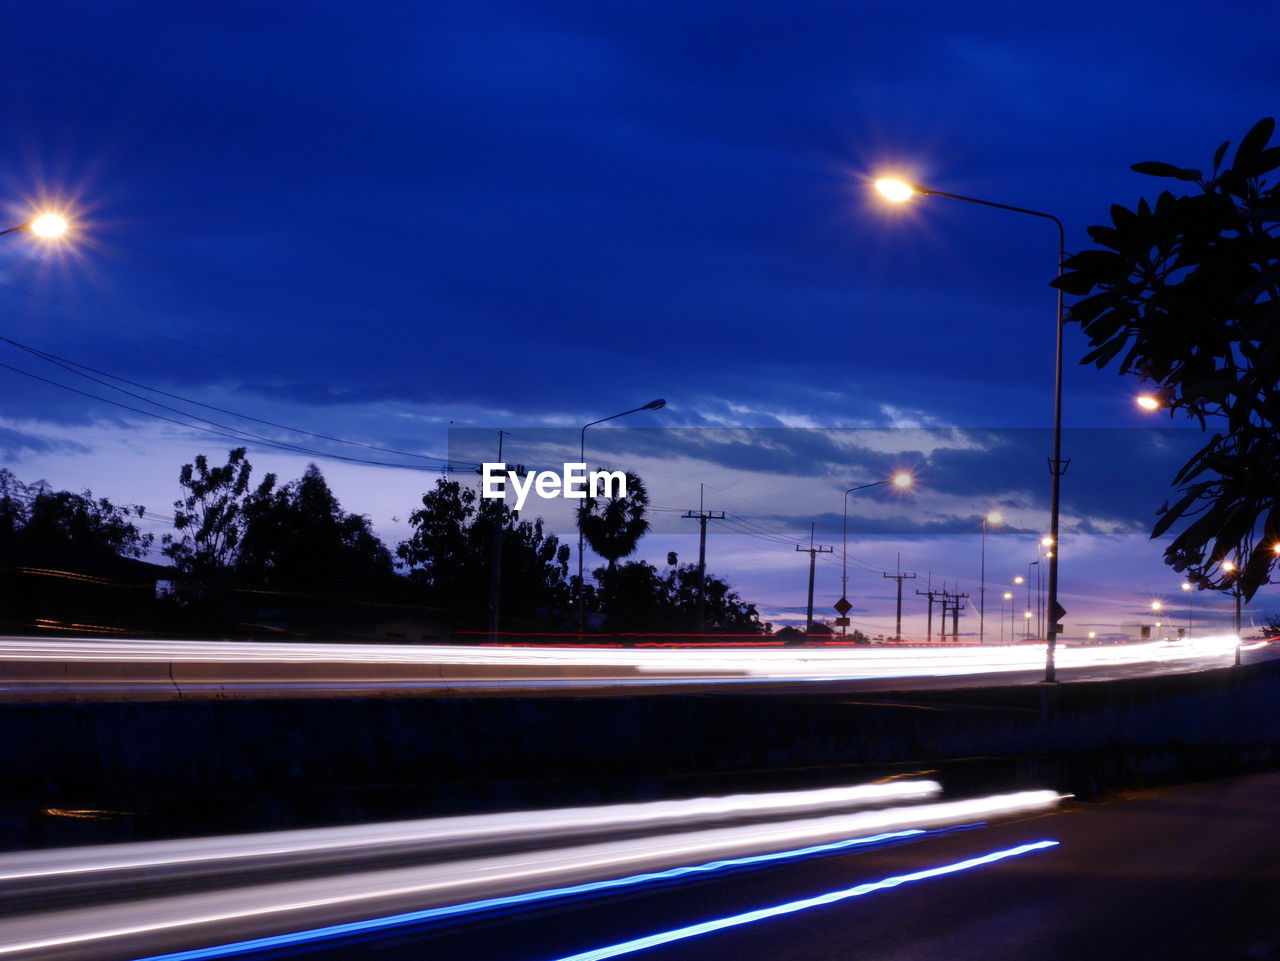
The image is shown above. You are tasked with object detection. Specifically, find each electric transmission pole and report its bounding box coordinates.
[916,585,945,642]
[682,485,725,633]
[795,522,833,634]
[882,555,917,641]
[937,586,970,641]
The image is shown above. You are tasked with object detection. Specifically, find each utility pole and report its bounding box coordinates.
[916,582,945,642]
[937,586,970,641]
[682,486,725,633]
[483,431,524,644]
[795,522,833,634]
[882,554,916,641]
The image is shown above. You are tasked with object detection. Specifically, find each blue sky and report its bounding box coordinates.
[0,0,1275,634]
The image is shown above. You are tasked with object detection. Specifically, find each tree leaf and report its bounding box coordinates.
[1152,488,1203,538]
[1082,336,1127,369]
[1232,117,1275,176]
[1213,139,1231,172]
[1131,162,1201,181]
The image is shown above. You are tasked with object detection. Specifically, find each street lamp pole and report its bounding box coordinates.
[576,399,666,635]
[841,473,912,637]
[875,179,1066,682]
[1027,561,1038,640]
[1181,581,1193,639]
[979,511,1002,644]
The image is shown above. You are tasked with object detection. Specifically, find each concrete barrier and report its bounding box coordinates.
[3,660,1279,851]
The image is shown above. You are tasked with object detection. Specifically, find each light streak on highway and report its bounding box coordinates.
[1,634,1269,701]
[124,830,937,961]
[0,789,1060,961]
[545,840,1061,961]
[0,780,942,887]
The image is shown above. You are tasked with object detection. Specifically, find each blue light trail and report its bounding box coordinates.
[546,840,1060,961]
[128,828,936,961]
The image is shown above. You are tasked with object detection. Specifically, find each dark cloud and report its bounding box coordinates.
[0,425,91,458]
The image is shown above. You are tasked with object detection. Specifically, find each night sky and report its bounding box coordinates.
[2,1,1275,634]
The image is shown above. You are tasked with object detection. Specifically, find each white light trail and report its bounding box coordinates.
[0,790,1060,960]
[1,633,1266,702]
[0,780,941,885]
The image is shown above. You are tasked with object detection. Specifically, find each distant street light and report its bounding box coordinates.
[1181,581,1193,638]
[875,176,1067,683]
[1151,600,1162,611]
[1028,559,1040,640]
[979,511,1003,644]
[840,472,913,637]
[577,399,666,634]
[1221,558,1243,666]
[1001,591,1014,644]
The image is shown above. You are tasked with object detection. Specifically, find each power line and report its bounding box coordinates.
[0,360,471,473]
[0,280,431,419]
[0,334,455,465]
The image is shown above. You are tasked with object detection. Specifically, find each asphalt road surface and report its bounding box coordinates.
[280,773,1280,961]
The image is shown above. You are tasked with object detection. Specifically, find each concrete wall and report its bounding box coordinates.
[4,660,1279,850]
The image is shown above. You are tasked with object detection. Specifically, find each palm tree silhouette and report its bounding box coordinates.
[577,471,649,575]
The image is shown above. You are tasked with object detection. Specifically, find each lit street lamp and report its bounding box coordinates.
[1027,560,1039,640]
[576,399,666,634]
[876,177,1067,683]
[1181,581,1193,638]
[0,212,69,241]
[839,473,912,637]
[1001,591,1013,644]
[979,511,1002,644]
[1222,558,1243,667]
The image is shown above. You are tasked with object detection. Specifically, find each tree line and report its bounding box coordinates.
[0,448,765,638]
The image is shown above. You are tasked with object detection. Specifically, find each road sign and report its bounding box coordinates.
[1051,601,1067,622]
[834,617,850,627]
[834,596,852,616]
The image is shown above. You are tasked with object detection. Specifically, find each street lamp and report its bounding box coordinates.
[1136,394,1161,411]
[875,177,1067,683]
[840,472,912,637]
[1001,591,1013,644]
[1027,560,1039,640]
[0,211,70,241]
[576,399,666,633]
[1222,558,1242,666]
[1181,581,1193,639]
[979,511,1003,644]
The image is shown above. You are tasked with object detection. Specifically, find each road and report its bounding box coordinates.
[230,774,1280,961]
[1,635,1275,701]
[3,774,1278,960]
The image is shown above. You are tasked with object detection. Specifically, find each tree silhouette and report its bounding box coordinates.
[164,448,275,578]
[0,469,153,561]
[238,463,394,596]
[577,471,649,575]
[596,560,765,634]
[398,477,572,630]
[1057,117,1280,600]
